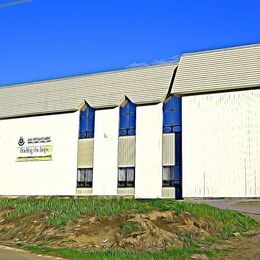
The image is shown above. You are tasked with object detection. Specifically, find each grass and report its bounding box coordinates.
[0,197,258,234]
[121,220,143,234]
[0,197,259,259]
[25,244,218,260]
[176,231,198,247]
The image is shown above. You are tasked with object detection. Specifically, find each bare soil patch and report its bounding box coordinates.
[210,229,260,260]
[0,209,212,252]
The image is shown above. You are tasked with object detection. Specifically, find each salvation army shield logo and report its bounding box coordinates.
[18,137,25,146]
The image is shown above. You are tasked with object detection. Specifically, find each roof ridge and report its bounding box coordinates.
[182,42,260,57]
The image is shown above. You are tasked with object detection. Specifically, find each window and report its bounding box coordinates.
[119,100,136,136]
[118,167,135,188]
[175,132,182,165]
[162,166,182,187]
[163,96,181,133]
[77,168,93,188]
[162,166,174,187]
[79,106,95,139]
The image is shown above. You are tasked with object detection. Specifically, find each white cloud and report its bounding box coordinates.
[127,62,149,68]
[127,54,181,69]
[0,0,31,9]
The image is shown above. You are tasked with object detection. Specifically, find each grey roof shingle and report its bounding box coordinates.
[0,62,177,119]
[172,44,260,95]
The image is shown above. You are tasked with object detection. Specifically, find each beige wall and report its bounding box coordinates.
[162,133,175,166]
[77,139,94,168]
[118,136,136,167]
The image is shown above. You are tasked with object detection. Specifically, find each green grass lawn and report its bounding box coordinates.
[0,197,257,230]
[26,244,219,260]
[0,197,258,259]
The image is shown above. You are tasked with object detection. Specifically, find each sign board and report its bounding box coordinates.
[16,136,53,162]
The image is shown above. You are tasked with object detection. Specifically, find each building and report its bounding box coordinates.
[0,43,259,198]
[174,44,260,198]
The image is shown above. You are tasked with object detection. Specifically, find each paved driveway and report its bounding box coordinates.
[0,245,55,260]
[190,199,260,221]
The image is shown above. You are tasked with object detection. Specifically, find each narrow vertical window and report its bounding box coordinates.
[162,166,181,188]
[162,95,182,199]
[79,106,95,139]
[119,100,136,136]
[118,167,135,187]
[77,168,93,188]
[163,96,181,133]
[162,166,174,187]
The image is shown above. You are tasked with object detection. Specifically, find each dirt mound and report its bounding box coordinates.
[117,212,183,251]
[0,209,212,252]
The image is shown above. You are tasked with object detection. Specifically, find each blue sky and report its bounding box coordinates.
[0,0,260,86]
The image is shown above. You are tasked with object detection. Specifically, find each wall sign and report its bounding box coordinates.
[16,136,53,162]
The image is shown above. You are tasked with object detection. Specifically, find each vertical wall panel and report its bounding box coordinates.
[135,103,163,198]
[183,90,260,198]
[161,187,176,198]
[162,133,175,166]
[92,108,119,195]
[117,188,135,196]
[77,139,94,168]
[118,136,136,167]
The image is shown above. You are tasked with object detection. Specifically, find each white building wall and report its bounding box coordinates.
[182,90,260,197]
[92,107,119,195]
[135,103,163,198]
[0,112,79,196]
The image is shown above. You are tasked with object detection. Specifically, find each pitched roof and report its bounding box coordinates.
[173,43,260,95]
[0,62,177,119]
